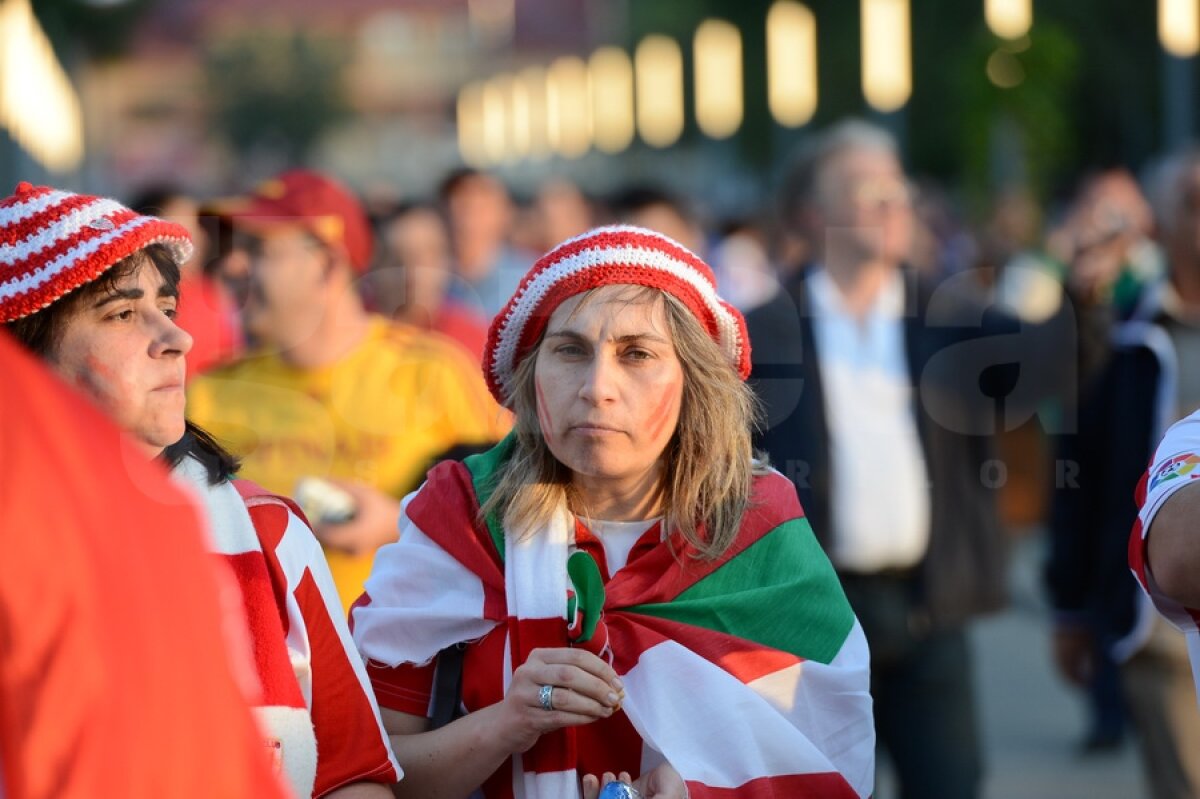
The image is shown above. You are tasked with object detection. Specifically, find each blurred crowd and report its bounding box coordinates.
[6,115,1200,799]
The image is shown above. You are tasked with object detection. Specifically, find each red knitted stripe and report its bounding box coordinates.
[0,194,119,247]
[535,228,717,286]
[0,222,190,322]
[484,225,751,402]
[728,300,752,378]
[2,208,140,280]
[502,264,722,398]
[0,182,54,207]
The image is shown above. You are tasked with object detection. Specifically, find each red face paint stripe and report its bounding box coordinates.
[645,380,679,444]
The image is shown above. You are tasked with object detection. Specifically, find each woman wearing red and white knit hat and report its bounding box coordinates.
[353,225,875,799]
[0,182,400,799]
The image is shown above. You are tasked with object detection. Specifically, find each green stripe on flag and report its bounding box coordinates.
[463,432,515,558]
[628,517,855,665]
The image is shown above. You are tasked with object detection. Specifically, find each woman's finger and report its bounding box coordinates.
[530,647,623,690]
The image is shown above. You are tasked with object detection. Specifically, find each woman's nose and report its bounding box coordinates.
[153,314,193,358]
[578,353,618,403]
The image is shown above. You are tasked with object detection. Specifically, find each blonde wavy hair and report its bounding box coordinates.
[479,286,766,560]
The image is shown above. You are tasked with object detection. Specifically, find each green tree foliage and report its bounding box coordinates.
[31,0,156,61]
[952,24,1080,209]
[205,29,350,167]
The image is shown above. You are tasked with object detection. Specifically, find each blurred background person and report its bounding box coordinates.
[366,201,488,363]
[1039,167,1164,757]
[513,178,594,255]
[747,119,1079,799]
[131,185,245,377]
[1046,151,1200,798]
[709,217,779,312]
[439,167,534,319]
[607,184,706,256]
[189,169,508,611]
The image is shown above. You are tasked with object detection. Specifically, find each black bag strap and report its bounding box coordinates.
[429,642,466,729]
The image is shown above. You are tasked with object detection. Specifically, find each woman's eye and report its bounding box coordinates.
[624,348,653,361]
[556,344,585,357]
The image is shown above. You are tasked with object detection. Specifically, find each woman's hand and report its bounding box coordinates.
[637,763,687,798]
[492,647,625,755]
[581,763,687,799]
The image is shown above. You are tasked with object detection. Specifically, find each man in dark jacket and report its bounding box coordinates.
[747,120,1075,799]
[1047,151,1200,798]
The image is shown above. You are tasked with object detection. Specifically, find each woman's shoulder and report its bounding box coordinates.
[742,466,809,533]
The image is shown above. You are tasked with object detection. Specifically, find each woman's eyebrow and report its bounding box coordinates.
[545,329,669,344]
[92,287,143,308]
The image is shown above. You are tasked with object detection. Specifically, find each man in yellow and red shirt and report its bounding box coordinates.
[189,170,507,610]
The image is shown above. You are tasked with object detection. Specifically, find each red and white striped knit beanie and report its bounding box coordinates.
[484,224,752,405]
[0,181,193,323]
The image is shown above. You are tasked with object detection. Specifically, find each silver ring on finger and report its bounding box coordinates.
[539,683,555,711]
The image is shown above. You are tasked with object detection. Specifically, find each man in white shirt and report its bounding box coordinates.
[748,120,1075,799]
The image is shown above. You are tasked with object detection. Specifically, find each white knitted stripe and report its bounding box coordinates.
[492,243,740,398]
[0,216,156,299]
[0,187,76,226]
[0,197,128,264]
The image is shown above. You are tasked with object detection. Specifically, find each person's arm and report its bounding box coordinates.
[1146,480,1200,609]
[250,499,401,795]
[380,647,624,799]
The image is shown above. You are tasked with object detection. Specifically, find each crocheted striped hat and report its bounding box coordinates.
[484,224,751,404]
[0,181,193,323]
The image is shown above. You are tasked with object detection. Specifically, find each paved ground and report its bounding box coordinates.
[875,533,1145,799]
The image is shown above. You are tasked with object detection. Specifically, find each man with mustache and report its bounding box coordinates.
[189,170,506,610]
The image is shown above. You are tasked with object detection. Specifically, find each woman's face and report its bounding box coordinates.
[533,286,684,510]
[49,260,192,457]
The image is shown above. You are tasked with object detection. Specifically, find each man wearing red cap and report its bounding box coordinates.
[188,169,507,610]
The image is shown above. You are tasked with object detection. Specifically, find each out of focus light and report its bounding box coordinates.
[986,49,1025,87]
[456,82,487,166]
[635,35,684,148]
[985,0,1032,40]
[590,47,635,154]
[861,0,911,112]
[0,0,84,173]
[694,19,743,139]
[1160,0,1200,57]
[520,66,550,161]
[481,79,507,164]
[766,1,818,127]
[503,74,530,160]
[547,56,591,159]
